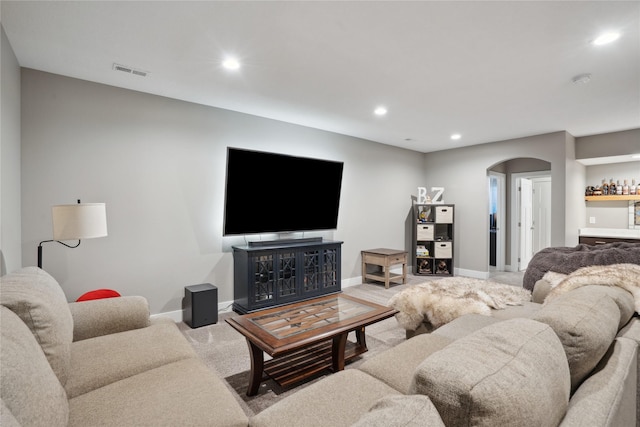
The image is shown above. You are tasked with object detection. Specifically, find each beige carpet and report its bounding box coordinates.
[178,272,524,418]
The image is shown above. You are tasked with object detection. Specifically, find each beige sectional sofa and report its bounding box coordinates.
[250,283,640,426]
[3,266,639,426]
[0,267,248,427]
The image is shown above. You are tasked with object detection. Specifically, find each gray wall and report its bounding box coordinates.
[576,129,640,159]
[1,25,22,275]
[20,69,424,315]
[422,132,575,275]
[8,61,639,316]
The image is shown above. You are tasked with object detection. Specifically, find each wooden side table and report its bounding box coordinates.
[361,248,407,289]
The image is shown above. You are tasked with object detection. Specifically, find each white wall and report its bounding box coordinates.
[20,69,424,315]
[0,25,22,275]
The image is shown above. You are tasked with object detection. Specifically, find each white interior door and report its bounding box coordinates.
[532,177,552,253]
[519,178,533,270]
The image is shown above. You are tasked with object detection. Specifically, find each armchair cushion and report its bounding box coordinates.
[65,321,196,398]
[0,267,73,386]
[69,296,150,342]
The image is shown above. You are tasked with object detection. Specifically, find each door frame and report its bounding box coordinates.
[510,171,551,272]
[488,172,506,271]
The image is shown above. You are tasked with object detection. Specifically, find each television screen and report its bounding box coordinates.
[223,148,344,236]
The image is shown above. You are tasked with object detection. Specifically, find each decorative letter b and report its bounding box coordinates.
[417,187,428,204]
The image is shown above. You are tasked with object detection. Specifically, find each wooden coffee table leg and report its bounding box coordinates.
[355,326,367,350]
[246,339,264,396]
[331,333,348,372]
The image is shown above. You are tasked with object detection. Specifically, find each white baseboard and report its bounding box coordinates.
[151,300,235,323]
[341,276,363,288]
[454,268,489,279]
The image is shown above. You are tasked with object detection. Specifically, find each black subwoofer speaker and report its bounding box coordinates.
[184,283,218,328]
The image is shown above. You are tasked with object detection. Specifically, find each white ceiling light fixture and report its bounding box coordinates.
[374,106,388,116]
[632,154,640,159]
[593,32,621,46]
[222,57,241,70]
[450,133,461,140]
[572,73,592,85]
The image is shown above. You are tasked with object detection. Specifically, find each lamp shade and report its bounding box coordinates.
[52,203,108,240]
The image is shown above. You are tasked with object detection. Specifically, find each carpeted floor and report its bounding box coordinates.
[178,271,525,418]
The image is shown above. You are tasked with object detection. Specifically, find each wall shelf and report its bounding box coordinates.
[584,195,640,201]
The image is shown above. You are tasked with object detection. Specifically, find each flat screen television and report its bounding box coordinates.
[223,148,344,236]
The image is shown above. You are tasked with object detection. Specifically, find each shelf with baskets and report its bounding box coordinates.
[413,204,454,276]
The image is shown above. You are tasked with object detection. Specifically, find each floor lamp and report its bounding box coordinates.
[38,200,108,269]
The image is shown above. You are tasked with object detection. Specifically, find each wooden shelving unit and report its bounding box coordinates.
[584,195,640,201]
[413,204,454,276]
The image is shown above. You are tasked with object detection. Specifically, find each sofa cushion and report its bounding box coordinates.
[591,286,635,329]
[68,358,248,427]
[66,321,196,398]
[0,306,69,427]
[532,278,553,303]
[250,369,401,427]
[359,333,453,394]
[533,285,621,392]
[489,301,541,320]
[410,318,570,427]
[1,399,21,427]
[560,338,637,427]
[0,267,73,386]
[431,313,499,341]
[351,395,445,427]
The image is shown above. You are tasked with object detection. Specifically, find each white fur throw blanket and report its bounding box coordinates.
[542,263,640,312]
[388,277,532,331]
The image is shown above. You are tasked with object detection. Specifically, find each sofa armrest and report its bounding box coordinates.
[69,296,151,342]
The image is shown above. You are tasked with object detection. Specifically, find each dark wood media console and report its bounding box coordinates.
[232,238,343,314]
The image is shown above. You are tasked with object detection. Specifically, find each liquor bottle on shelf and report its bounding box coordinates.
[616,180,623,195]
[623,179,630,195]
[631,179,637,196]
[609,178,617,196]
[602,178,609,195]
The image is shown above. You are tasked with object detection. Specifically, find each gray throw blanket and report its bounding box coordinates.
[523,242,640,291]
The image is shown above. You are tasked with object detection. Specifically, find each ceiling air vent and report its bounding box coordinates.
[112,63,149,77]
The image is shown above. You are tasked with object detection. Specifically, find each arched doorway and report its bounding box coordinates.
[488,158,551,273]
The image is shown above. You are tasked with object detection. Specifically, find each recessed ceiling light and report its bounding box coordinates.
[374,106,387,116]
[222,57,241,70]
[450,133,461,140]
[632,154,640,159]
[593,32,621,46]
[572,73,592,84]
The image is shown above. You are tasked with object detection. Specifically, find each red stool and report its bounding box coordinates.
[76,289,121,302]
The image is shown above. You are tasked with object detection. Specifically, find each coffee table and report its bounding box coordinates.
[225,293,397,396]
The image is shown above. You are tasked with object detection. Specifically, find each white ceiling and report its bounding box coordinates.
[2,1,639,154]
